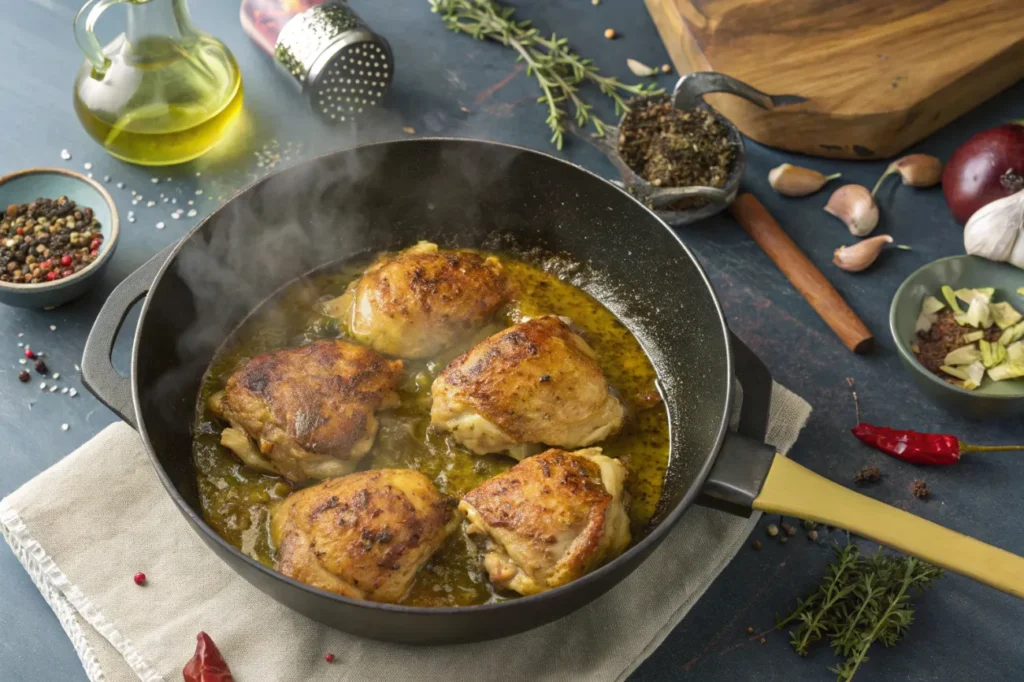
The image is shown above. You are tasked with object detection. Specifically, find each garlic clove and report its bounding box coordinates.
[871,154,944,196]
[825,185,879,236]
[768,164,841,197]
[626,59,658,77]
[833,234,893,272]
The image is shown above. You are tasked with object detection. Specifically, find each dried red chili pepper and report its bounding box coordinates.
[183,632,235,682]
[851,423,1024,465]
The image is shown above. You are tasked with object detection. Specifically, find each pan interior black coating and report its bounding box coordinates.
[131,139,731,637]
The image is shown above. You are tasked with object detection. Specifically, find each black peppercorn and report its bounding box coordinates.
[18,369,30,382]
[34,359,48,374]
[0,197,103,285]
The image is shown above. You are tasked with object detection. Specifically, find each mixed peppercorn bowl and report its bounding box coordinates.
[0,167,119,308]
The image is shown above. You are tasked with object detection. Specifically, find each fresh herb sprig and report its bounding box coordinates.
[777,544,942,682]
[429,0,663,149]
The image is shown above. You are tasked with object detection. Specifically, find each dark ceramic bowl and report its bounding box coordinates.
[0,168,119,309]
[890,255,1024,418]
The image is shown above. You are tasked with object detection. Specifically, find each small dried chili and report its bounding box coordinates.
[851,423,1024,465]
[183,632,235,682]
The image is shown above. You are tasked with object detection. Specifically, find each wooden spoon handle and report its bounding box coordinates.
[729,193,873,354]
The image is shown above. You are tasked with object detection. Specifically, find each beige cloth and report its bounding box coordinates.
[1,382,810,682]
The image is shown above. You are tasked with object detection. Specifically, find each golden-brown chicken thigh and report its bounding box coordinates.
[270,469,460,603]
[323,242,509,359]
[209,339,403,483]
[430,316,625,458]
[460,447,630,596]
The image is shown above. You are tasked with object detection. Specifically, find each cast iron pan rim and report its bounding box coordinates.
[130,137,735,618]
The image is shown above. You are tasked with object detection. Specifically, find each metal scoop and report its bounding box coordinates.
[588,72,806,226]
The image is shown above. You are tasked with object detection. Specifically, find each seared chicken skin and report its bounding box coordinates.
[271,469,460,603]
[460,448,630,596]
[323,242,509,359]
[209,340,403,483]
[430,316,625,458]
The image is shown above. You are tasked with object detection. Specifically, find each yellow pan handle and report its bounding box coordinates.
[753,454,1024,598]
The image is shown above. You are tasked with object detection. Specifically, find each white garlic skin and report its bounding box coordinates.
[963,190,1024,269]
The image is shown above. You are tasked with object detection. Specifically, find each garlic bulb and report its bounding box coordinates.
[963,189,1024,269]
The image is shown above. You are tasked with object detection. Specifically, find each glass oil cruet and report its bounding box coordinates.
[73,0,244,166]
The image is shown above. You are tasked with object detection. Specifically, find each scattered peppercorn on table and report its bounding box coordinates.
[1,1,1023,681]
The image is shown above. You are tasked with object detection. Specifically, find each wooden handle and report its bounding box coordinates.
[753,455,1024,599]
[729,193,873,353]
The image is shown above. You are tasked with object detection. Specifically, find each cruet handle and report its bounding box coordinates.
[74,0,127,76]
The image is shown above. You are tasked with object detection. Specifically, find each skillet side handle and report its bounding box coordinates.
[695,333,776,516]
[754,454,1024,599]
[729,332,771,442]
[81,249,169,429]
[697,434,775,518]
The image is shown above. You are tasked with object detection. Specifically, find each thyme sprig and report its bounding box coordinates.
[777,544,942,682]
[429,0,663,149]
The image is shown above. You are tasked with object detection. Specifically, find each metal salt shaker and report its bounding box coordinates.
[243,0,393,124]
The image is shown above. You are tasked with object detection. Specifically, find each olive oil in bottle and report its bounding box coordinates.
[73,0,243,166]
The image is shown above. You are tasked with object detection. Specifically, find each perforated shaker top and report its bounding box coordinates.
[274,1,393,124]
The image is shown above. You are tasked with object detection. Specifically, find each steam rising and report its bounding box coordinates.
[145,130,527,425]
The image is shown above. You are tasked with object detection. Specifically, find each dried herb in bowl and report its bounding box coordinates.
[618,97,736,203]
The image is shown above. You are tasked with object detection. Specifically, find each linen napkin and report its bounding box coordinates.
[1,382,810,682]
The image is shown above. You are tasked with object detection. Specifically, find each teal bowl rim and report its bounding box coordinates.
[0,167,120,292]
[889,254,1023,402]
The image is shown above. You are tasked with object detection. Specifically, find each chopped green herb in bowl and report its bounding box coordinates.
[914,285,1023,390]
[890,255,1024,418]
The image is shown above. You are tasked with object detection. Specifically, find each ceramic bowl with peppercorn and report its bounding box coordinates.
[0,168,119,309]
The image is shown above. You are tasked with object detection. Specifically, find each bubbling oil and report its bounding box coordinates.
[74,35,243,166]
[193,251,670,607]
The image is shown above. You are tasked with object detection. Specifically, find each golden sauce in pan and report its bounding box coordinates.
[193,252,670,606]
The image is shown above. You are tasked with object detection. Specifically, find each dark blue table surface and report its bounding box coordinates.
[1,1,1021,680]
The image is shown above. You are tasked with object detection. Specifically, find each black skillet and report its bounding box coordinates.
[81,139,1024,644]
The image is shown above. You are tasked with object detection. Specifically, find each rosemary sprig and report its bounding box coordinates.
[776,544,942,682]
[428,0,663,149]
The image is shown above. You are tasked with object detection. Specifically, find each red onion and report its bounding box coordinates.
[943,123,1024,224]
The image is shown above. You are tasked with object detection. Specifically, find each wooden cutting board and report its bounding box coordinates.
[645,0,1024,159]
